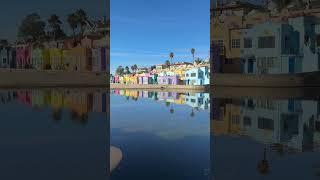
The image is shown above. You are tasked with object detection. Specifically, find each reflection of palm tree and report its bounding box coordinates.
[272,143,285,156]
[52,108,62,122]
[190,109,195,117]
[165,101,170,107]
[170,108,174,114]
[257,148,270,175]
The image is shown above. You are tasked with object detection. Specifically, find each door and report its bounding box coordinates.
[248,59,254,73]
[289,56,295,73]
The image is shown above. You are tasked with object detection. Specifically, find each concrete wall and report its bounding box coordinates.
[0,69,108,87]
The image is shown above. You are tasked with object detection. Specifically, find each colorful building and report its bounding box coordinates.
[16,45,31,69]
[185,66,210,85]
[0,47,12,68]
[49,48,64,70]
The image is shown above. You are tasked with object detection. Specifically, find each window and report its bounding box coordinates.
[244,38,252,48]
[317,35,320,47]
[231,115,240,124]
[243,116,251,126]
[191,73,196,77]
[258,117,274,130]
[258,36,275,48]
[225,59,233,64]
[213,39,224,54]
[191,99,196,103]
[232,39,240,48]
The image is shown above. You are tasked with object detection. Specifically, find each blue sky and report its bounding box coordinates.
[111,0,210,73]
[0,0,108,42]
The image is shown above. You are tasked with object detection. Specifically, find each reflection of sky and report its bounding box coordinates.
[111,94,210,140]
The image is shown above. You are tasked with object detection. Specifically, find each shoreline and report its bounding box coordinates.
[110,83,208,91]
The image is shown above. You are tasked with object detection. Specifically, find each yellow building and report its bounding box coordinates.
[210,1,265,73]
[49,48,64,70]
[42,49,50,70]
[67,47,92,71]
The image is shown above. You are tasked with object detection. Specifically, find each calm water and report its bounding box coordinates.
[2,88,320,179]
[110,90,210,180]
[0,89,109,180]
[111,89,320,180]
[211,96,320,180]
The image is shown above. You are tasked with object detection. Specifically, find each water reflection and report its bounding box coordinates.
[211,95,320,179]
[0,88,110,180]
[110,89,210,180]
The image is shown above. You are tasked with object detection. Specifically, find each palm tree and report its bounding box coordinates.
[169,52,174,65]
[165,60,170,68]
[67,13,78,40]
[48,14,65,40]
[257,148,270,175]
[191,48,195,63]
[165,101,170,107]
[75,9,88,36]
[170,108,174,114]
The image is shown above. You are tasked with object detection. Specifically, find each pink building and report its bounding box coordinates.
[16,45,31,69]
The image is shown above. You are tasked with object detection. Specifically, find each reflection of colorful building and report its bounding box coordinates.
[17,91,32,107]
[31,90,45,108]
[211,98,320,152]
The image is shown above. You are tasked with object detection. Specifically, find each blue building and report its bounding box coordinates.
[241,16,320,74]
[185,66,210,85]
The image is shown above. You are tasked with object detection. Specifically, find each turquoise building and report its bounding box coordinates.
[185,67,210,85]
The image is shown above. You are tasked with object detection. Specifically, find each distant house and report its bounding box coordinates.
[0,47,12,68]
[16,45,31,68]
[185,66,210,85]
[49,48,64,70]
[92,47,107,72]
[157,72,180,85]
[138,73,158,84]
[67,47,92,71]
[32,47,44,70]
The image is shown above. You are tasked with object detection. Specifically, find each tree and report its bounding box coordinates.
[133,64,138,72]
[18,13,46,42]
[125,66,131,74]
[169,52,174,64]
[165,60,170,68]
[150,65,156,70]
[131,64,138,72]
[48,14,65,40]
[67,13,78,40]
[170,108,174,114]
[75,9,88,36]
[191,48,195,62]
[195,58,203,65]
[116,66,124,75]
